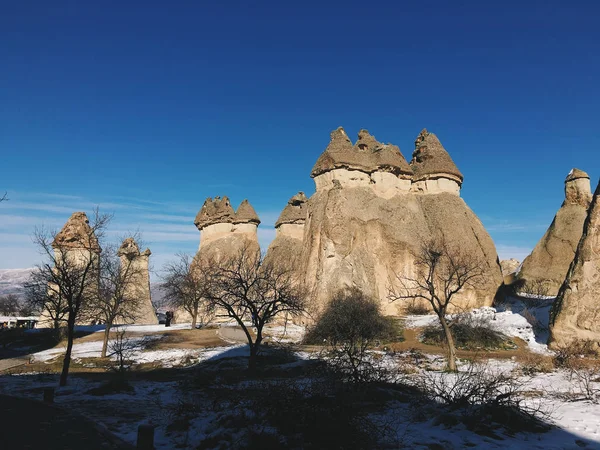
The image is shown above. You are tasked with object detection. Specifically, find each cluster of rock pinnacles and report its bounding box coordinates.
[48,128,600,348]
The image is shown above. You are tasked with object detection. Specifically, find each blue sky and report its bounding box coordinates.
[1,1,599,273]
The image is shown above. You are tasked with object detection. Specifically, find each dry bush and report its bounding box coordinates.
[553,340,599,369]
[421,313,515,351]
[416,361,550,434]
[404,300,430,315]
[304,288,402,384]
[566,360,600,403]
[516,352,555,375]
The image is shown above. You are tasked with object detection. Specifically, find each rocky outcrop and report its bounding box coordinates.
[39,212,101,328]
[500,259,521,284]
[549,179,600,349]
[117,238,157,325]
[410,129,463,195]
[193,196,261,262]
[52,211,100,252]
[517,169,593,296]
[265,192,308,269]
[301,128,503,314]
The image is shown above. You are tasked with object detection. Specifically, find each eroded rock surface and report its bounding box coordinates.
[117,238,157,325]
[549,179,600,349]
[517,169,593,296]
[301,128,502,314]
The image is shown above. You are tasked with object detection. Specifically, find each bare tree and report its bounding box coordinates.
[203,244,307,370]
[91,241,146,358]
[25,209,111,386]
[161,254,214,329]
[388,238,485,372]
[0,294,21,315]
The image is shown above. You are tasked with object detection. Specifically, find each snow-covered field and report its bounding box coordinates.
[2,305,599,448]
[2,347,599,449]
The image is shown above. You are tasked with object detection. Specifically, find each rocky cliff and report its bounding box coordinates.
[549,179,600,349]
[301,128,502,314]
[517,169,593,296]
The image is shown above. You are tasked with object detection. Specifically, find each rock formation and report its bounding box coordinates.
[549,179,600,349]
[516,169,593,296]
[172,197,261,324]
[300,128,502,314]
[265,192,308,269]
[500,259,521,284]
[193,196,261,262]
[117,238,158,325]
[38,212,101,328]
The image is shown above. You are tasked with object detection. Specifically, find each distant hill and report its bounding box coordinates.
[0,268,33,297]
[0,268,168,307]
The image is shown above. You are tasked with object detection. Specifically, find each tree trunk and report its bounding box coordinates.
[191,306,198,329]
[101,324,111,358]
[439,315,457,372]
[59,318,75,386]
[248,331,262,371]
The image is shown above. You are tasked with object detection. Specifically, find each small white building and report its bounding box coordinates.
[0,316,39,330]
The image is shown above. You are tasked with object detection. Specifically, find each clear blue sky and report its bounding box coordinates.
[1,0,599,272]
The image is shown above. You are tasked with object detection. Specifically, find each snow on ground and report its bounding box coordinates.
[2,355,599,449]
[263,323,305,343]
[405,306,551,353]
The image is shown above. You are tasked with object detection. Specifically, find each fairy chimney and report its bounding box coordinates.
[117,238,157,325]
[517,169,593,296]
[410,129,463,195]
[549,179,600,350]
[310,128,413,198]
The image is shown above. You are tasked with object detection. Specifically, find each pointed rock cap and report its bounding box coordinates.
[194,196,236,230]
[565,168,590,183]
[233,199,261,225]
[410,129,463,184]
[564,168,592,206]
[118,237,141,258]
[355,129,380,152]
[53,212,100,251]
[311,127,412,178]
[275,192,308,227]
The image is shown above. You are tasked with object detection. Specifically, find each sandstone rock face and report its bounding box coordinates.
[517,169,592,296]
[181,197,262,324]
[301,128,502,314]
[549,179,600,349]
[52,211,100,252]
[117,238,158,325]
[265,192,308,269]
[39,212,101,328]
[193,196,261,262]
[500,259,521,284]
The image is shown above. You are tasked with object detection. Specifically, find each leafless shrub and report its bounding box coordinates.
[421,312,515,351]
[553,340,599,369]
[108,330,141,375]
[304,288,402,384]
[404,300,430,315]
[566,360,600,403]
[516,353,555,375]
[517,279,553,299]
[416,361,550,433]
